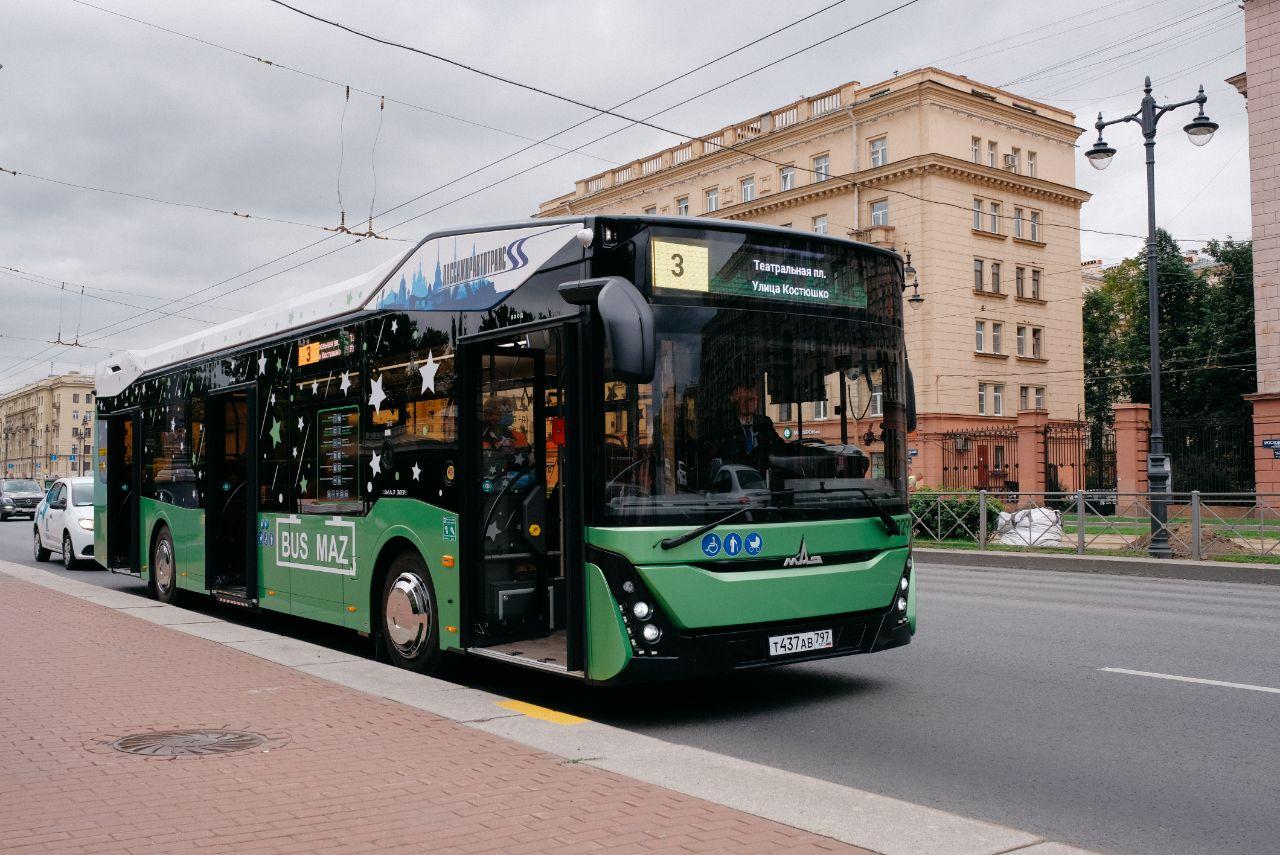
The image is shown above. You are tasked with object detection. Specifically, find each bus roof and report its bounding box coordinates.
[93,216,900,397]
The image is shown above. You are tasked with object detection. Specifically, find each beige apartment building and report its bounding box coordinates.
[538,68,1089,487]
[0,373,96,481]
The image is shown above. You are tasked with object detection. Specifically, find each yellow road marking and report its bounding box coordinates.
[495,700,587,725]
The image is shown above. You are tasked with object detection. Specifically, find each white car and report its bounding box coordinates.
[33,477,96,569]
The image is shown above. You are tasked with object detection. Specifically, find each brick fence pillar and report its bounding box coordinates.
[1245,392,1280,499]
[1113,402,1151,498]
[1016,409,1049,500]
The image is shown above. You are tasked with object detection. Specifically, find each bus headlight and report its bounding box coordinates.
[641,623,662,644]
[896,596,908,612]
[899,576,909,593]
[632,601,652,620]
[78,518,94,531]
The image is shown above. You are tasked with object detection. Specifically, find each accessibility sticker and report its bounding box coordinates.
[745,532,763,555]
[701,532,722,557]
[724,532,743,556]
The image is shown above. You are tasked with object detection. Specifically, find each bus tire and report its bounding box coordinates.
[33,526,50,562]
[379,550,442,673]
[149,525,179,604]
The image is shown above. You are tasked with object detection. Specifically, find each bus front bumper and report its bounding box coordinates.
[603,604,912,685]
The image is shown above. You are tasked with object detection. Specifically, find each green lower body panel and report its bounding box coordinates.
[635,547,908,629]
[138,499,205,587]
[585,563,631,681]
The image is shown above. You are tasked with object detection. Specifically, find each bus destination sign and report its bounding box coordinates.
[651,236,866,308]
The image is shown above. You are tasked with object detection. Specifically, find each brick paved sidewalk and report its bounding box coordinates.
[0,575,871,855]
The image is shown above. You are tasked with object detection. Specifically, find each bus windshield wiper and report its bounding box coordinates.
[658,506,751,550]
[795,484,902,536]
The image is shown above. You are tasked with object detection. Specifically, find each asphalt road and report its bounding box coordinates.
[6,518,1278,855]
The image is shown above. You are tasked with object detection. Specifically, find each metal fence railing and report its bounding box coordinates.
[909,490,1280,562]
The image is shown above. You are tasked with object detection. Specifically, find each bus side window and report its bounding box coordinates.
[292,325,363,515]
[364,313,457,503]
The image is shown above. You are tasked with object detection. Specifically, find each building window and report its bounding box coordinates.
[1020,386,1029,411]
[814,399,828,419]
[1028,151,1038,178]
[705,187,718,213]
[993,384,1004,416]
[971,137,982,163]
[973,199,984,230]
[870,199,889,226]
[1032,268,1042,299]
[676,196,689,216]
[1032,327,1043,359]
[1035,387,1045,409]
[870,383,883,416]
[813,154,830,182]
[978,382,987,415]
[643,206,656,215]
[974,258,984,291]
[86,393,93,403]
[1013,207,1024,238]
[869,136,888,167]
[990,202,1001,234]
[1016,266,1026,297]
[975,320,986,352]
[72,411,78,421]
[992,322,1003,353]
[778,401,792,421]
[1030,210,1041,241]
[1009,147,1020,173]
[991,262,1001,293]
[740,176,755,203]
[1017,325,1026,356]
[780,166,795,191]
[72,393,79,403]
[812,215,828,235]
[988,140,998,168]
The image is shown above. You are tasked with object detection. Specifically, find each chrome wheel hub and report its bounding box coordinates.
[385,572,430,658]
[154,539,174,594]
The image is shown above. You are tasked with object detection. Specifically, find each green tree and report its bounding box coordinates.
[1082,229,1255,421]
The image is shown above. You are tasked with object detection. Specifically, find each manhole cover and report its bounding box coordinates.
[110,729,267,757]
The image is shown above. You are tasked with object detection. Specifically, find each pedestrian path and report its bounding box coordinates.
[0,571,864,854]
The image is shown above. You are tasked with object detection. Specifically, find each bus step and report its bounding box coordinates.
[211,587,257,609]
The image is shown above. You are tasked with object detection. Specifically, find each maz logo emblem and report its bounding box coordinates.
[783,538,823,567]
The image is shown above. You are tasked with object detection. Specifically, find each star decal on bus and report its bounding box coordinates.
[369,374,386,413]
[340,371,352,394]
[419,352,439,394]
[258,353,267,375]
[411,462,421,481]
[369,451,381,476]
[268,418,281,447]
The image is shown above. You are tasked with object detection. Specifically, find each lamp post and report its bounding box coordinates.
[1085,76,1218,558]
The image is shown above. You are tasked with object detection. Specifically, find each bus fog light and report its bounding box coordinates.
[899,576,909,592]
[896,596,907,612]
[641,623,662,644]
[632,601,652,620]
[622,580,635,594]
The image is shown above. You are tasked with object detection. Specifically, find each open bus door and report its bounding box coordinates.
[104,410,142,572]
[204,386,259,607]
[458,320,585,675]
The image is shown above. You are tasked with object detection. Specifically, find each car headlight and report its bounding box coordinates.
[78,518,93,531]
[1,497,13,507]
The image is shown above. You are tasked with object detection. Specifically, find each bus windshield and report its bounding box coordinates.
[601,303,908,526]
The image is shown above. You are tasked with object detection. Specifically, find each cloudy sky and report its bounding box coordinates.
[0,0,1248,392]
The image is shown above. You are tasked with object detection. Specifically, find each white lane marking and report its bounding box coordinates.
[1100,667,1280,695]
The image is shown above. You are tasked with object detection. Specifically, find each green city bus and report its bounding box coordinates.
[94,217,916,684]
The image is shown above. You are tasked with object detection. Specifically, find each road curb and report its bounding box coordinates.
[0,560,1099,855]
[913,547,1280,585]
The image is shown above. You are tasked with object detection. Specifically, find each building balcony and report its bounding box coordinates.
[849,224,896,249]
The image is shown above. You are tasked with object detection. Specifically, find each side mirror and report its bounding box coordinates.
[51,499,65,510]
[559,276,655,383]
[905,359,917,433]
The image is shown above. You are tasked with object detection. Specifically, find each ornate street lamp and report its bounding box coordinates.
[1086,77,1217,558]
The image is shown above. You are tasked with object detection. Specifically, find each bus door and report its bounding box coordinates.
[460,321,584,673]
[204,387,259,604]
[104,410,141,571]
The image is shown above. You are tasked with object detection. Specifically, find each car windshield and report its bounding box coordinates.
[600,304,908,526]
[71,482,94,506]
[3,480,41,493]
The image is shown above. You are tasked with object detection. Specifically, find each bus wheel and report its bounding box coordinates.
[33,526,50,562]
[149,526,179,604]
[380,551,441,673]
